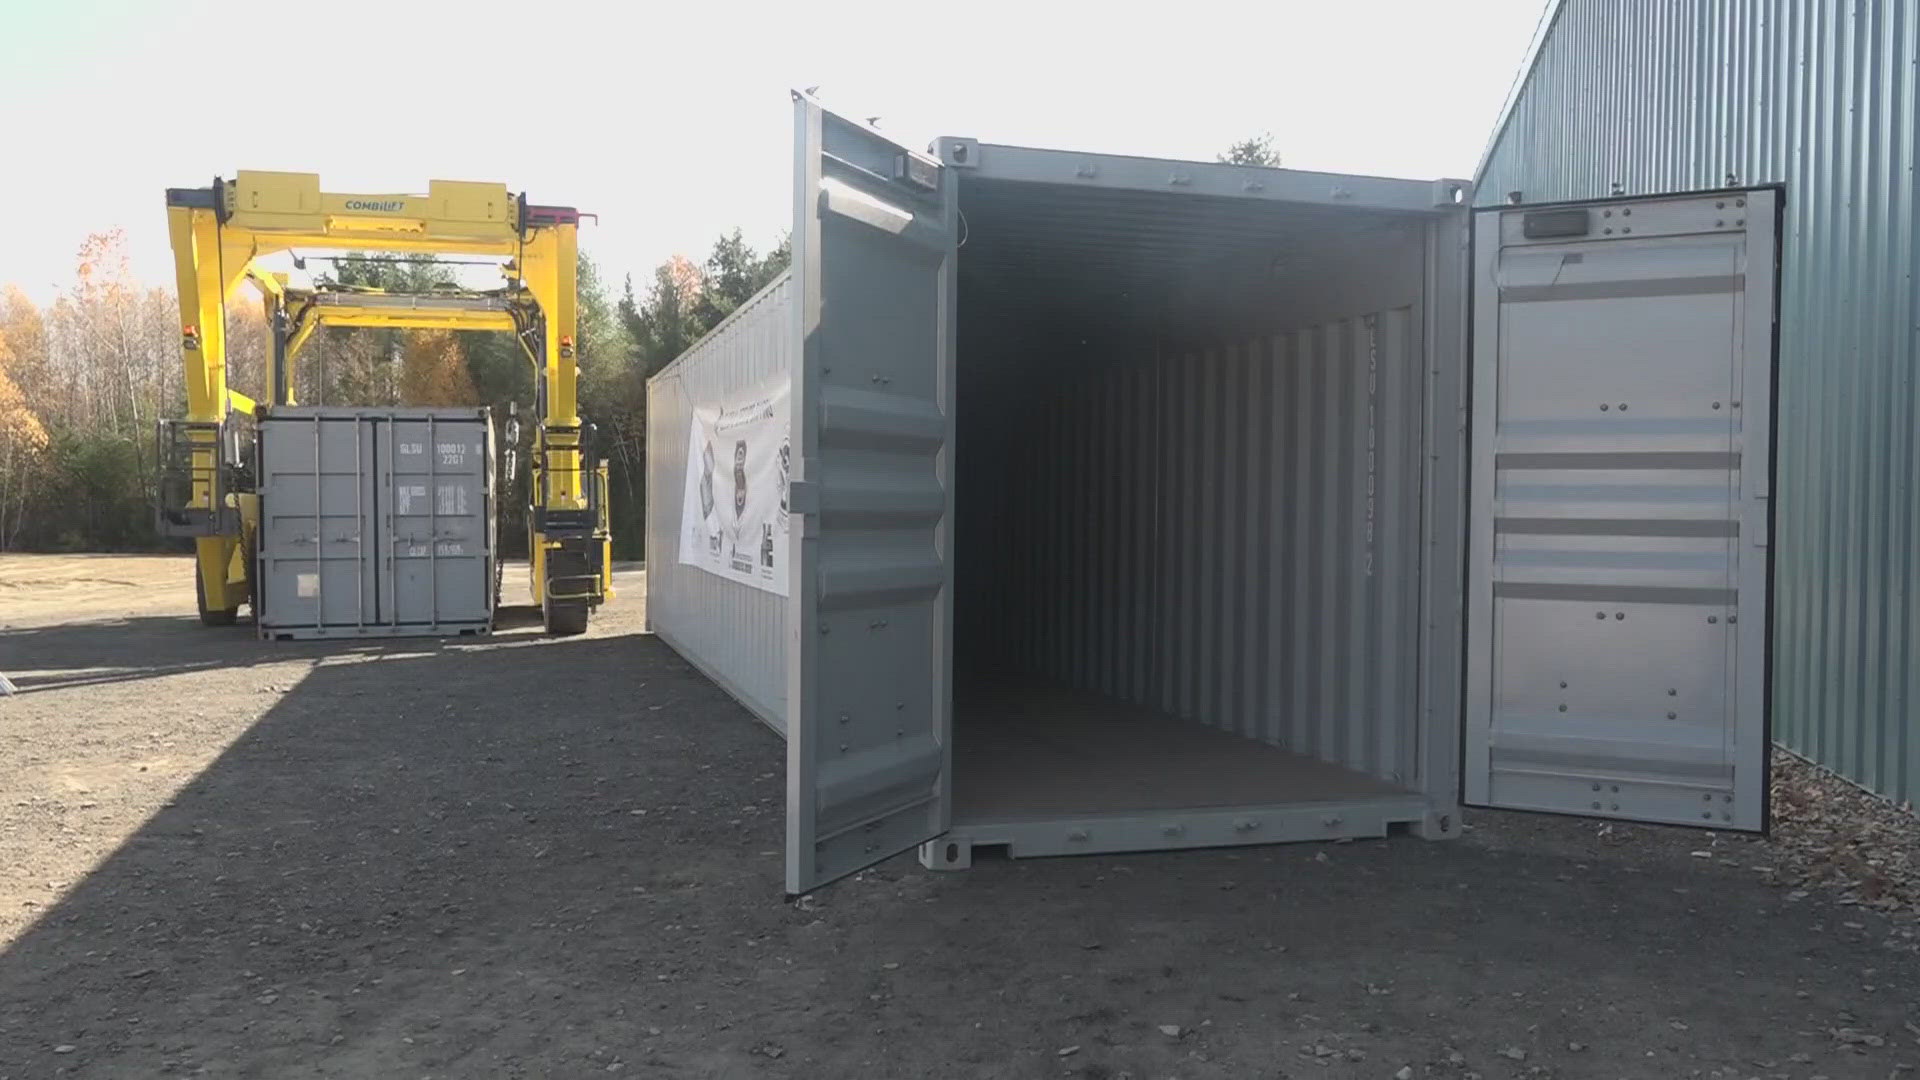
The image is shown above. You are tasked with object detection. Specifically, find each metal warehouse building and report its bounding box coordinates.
[1479,0,1919,807]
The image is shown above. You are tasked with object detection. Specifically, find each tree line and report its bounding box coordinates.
[0,228,787,556]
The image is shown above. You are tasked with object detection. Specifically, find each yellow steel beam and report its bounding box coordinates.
[245,267,287,300]
[223,172,518,243]
[520,222,582,513]
[293,309,518,333]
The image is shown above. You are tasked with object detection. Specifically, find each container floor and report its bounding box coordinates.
[951,680,1410,822]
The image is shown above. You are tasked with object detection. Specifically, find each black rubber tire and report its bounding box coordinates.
[196,558,239,627]
[542,597,590,636]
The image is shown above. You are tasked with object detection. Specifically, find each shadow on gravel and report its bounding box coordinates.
[0,627,761,1077]
[0,616,531,694]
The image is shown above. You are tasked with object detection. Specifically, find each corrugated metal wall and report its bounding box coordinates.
[644,274,793,734]
[969,309,1425,786]
[1478,0,1920,806]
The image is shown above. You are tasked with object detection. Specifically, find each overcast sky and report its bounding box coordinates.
[0,0,1549,303]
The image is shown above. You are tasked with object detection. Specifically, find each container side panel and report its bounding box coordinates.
[1478,0,1919,808]
[644,274,794,734]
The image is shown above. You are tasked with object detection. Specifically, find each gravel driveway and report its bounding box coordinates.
[0,554,1915,1078]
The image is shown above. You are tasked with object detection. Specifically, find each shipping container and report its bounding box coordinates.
[256,407,496,640]
[647,96,1782,895]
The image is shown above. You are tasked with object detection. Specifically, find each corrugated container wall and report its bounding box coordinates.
[1477,0,1920,807]
[644,274,794,732]
[962,313,1427,787]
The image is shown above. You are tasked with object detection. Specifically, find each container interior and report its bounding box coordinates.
[952,176,1434,824]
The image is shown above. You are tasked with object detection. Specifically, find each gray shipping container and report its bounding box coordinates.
[647,96,1782,896]
[257,407,495,640]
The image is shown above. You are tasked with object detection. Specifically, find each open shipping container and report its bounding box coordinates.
[646,96,1781,895]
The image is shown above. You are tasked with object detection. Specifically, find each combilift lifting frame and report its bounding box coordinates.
[160,171,610,634]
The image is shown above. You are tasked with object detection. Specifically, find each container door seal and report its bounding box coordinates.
[1464,188,1780,832]
[786,94,957,894]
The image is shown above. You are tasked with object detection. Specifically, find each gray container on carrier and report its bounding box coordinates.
[647,94,1783,896]
[256,407,496,640]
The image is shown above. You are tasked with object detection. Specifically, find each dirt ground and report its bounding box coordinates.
[1,553,1916,1080]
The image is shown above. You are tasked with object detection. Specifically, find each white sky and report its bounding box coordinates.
[0,0,1548,303]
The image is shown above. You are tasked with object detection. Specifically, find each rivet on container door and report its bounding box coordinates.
[1615,612,1625,620]
[1067,828,1090,842]
[838,712,850,725]
[1708,616,1719,624]
[1728,615,1737,624]
[1162,824,1186,838]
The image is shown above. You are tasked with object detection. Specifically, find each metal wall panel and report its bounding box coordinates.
[645,273,794,734]
[1477,0,1920,806]
[967,308,1426,788]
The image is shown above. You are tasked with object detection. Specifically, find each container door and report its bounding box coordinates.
[378,415,492,630]
[256,415,377,633]
[786,95,957,894]
[1465,190,1778,831]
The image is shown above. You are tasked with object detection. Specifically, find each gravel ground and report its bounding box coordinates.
[0,553,1916,1079]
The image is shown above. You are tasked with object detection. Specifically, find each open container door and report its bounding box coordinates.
[1466,189,1779,831]
[785,95,958,895]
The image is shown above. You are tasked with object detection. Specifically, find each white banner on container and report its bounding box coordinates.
[679,379,790,595]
